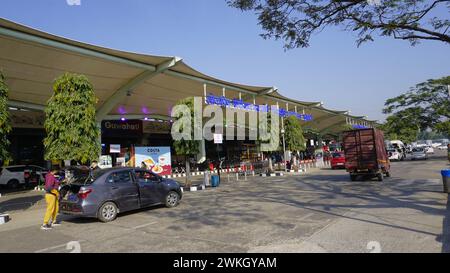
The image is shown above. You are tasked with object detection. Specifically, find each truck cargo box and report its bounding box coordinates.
[342,128,390,181]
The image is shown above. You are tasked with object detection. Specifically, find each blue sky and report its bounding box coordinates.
[1,0,449,121]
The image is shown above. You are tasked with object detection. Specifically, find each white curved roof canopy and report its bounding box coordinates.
[0,18,373,135]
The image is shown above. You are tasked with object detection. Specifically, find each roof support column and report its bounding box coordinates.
[96,57,181,121]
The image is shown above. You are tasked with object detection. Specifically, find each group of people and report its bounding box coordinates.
[40,161,100,230]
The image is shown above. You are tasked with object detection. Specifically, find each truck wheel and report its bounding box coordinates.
[377,173,384,182]
[350,174,357,181]
[98,202,118,223]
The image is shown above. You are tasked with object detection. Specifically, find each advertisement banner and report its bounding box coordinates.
[135,147,172,176]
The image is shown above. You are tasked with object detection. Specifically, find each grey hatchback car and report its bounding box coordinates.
[60,167,182,222]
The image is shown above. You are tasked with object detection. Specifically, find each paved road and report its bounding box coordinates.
[0,151,448,253]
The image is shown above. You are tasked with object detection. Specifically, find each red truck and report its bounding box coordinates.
[342,128,391,181]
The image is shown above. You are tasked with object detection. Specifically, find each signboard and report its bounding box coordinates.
[214,134,223,144]
[205,94,313,121]
[135,147,172,176]
[110,144,121,153]
[101,120,143,137]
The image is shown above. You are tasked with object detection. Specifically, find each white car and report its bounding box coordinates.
[411,147,428,160]
[425,146,434,154]
[438,145,448,150]
[0,165,48,189]
[387,149,404,161]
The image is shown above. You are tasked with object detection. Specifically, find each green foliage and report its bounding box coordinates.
[0,71,11,162]
[172,97,200,156]
[44,73,100,164]
[382,75,450,139]
[379,119,419,144]
[284,116,306,152]
[228,0,450,49]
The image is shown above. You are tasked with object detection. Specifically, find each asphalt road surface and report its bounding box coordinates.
[0,151,449,253]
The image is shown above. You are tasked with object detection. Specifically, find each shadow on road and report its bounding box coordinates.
[0,185,38,195]
[0,195,43,213]
[441,194,450,253]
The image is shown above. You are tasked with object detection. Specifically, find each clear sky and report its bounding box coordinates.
[1,0,449,121]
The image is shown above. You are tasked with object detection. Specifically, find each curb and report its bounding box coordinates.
[287,169,306,174]
[34,187,46,192]
[181,185,206,192]
[0,214,10,225]
[163,168,246,179]
[164,172,206,179]
[260,173,284,177]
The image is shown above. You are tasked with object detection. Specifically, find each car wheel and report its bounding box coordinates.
[165,191,180,208]
[98,202,118,223]
[377,173,384,182]
[350,174,357,181]
[7,179,20,189]
[385,172,391,177]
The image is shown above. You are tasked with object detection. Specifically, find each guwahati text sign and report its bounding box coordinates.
[101,120,143,137]
[135,147,172,176]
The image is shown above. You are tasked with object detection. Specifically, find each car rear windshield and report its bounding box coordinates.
[332,153,344,158]
[80,168,110,184]
[413,148,424,152]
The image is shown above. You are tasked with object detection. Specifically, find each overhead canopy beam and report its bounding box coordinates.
[164,70,265,98]
[312,113,339,124]
[96,57,182,121]
[0,25,157,71]
[7,100,45,111]
[241,87,277,101]
[320,120,347,134]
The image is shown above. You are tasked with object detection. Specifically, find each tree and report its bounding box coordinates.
[228,0,450,49]
[259,108,281,173]
[172,97,200,186]
[44,73,100,164]
[283,116,306,169]
[378,116,419,143]
[284,115,307,152]
[383,75,450,138]
[0,71,12,164]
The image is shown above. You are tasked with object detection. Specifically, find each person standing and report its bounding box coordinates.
[41,168,61,230]
[90,160,100,171]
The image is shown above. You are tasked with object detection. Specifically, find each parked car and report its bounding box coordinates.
[330,152,346,169]
[60,167,182,222]
[425,146,435,154]
[437,145,448,150]
[387,148,404,161]
[0,165,48,188]
[411,147,428,160]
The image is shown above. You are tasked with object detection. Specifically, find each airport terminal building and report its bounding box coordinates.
[0,18,376,169]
